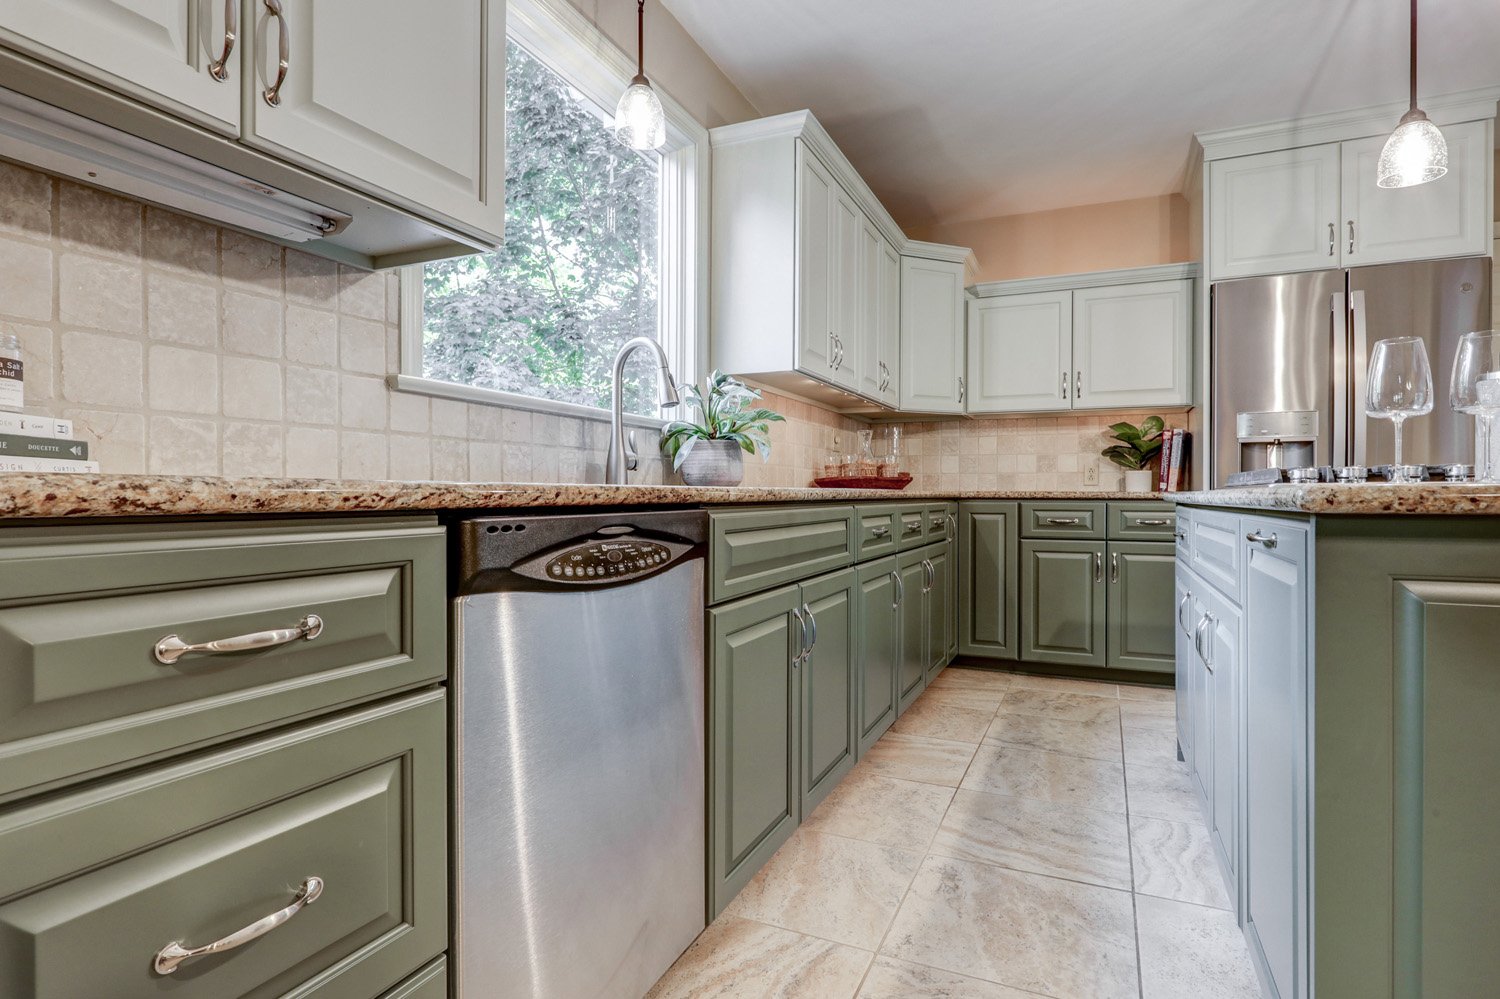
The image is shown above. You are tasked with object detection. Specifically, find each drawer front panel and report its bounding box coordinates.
[1021,502,1107,539]
[1175,505,1194,562]
[0,690,447,999]
[379,957,448,999]
[711,507,856,603]
[1189,508,1242,600]
[854,505,900,560]
[0,520,444,802]
[923,504,956,545]
[1108,502,1178,540]
[896,507,928,550]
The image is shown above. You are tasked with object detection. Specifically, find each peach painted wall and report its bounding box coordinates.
[908,194,1193,284]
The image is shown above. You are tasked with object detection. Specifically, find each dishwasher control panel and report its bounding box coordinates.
[542,539,673,582]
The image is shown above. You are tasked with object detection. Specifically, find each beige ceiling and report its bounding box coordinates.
[661,0,1500,228]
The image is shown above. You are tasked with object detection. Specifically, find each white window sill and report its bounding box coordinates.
[389,374,670,430]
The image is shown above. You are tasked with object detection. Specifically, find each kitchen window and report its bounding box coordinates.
[396,0,706,420]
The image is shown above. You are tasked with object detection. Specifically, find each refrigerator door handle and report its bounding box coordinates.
[1331,291,1348,469]
[1349,289,1369,466]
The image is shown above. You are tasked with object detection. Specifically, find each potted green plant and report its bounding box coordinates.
[1102,416,1165,492]
[661,371,785,486]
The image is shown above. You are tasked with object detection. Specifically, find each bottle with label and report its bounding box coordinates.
[0,332,23,412]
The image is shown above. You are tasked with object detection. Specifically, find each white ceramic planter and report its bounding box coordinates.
[679,439,745,487]
[1123,468,1155,492]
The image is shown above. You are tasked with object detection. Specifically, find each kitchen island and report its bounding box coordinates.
[1171,484,1500,999]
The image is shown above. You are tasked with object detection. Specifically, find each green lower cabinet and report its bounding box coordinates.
[927,542,954,681]
[798,569,857,817]
[1020,539,1107,667]
[378,957,448,999]
[958,502,1020,659]
[1105,541,1177,671]
[896,550,929,714]
[856,557,900,756]
[709,586,801,916]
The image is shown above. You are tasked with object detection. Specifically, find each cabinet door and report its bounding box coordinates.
[1188,585,1213,804]
[967,292,1073,413]
[1105,541,1177,672]
[877,238,902,407]
[1341,119,1494,267]
[1206,589,1240,892]
[899,256,966,414]
[799,569,857,816]
[1242,519,1310,999]
[925,543,953,679]
[796,145,838,380]
[855,217,883,401]
[1173,568,1197,764]
[1020,540,1106,667]
[896,551,928,714]
[1073,280,1192,410]
[830,191,863,390]
[709,586,800,914]
[958,501,1020,660]
[0,0,239,133]
[1209,144,1341,280]
[857,558,900,755]
[245,0,505,239]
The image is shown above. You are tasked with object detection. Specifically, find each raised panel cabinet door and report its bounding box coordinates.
[959,501,1019,659]
[967,292,1072,413]
[1173,568,1198,764]
[1207,588,1240,891]
[0,0,239,133]
[1242,519,1310,999]
[1209,144,1341,280]
[831,190,863,390]
[1073,280,1192,410]
[709,586,800,914]
[1105,541,1176,672]
[877,238,902,407]
[1020,540,1106,668]
[857,557,900,755]
[896,551,928,714]
[925,544,953,679]
[1341,119,1494,267]
[855,215,884,400]
[243,0,504,239]
[1188,585,1213,804]
[798,569,857,816]
[796,143,837,380]
[899,256,966,413]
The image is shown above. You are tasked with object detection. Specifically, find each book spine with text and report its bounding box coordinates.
[1168,430,1187,491]
[1157,429,1173,492]
[0,433,89,460]
[0,414,73,438]
[0,456,100,473]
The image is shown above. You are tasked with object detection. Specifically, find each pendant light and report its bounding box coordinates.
[1377,0,1447,188]
[615,0,666,151]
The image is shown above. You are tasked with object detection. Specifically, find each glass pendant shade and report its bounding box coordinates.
[1377,110,1448,188]
[614,75,665,151]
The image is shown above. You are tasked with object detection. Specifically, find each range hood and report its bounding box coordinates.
[0,85,349,243]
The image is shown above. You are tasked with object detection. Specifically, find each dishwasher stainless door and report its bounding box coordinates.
[454,511,707,999]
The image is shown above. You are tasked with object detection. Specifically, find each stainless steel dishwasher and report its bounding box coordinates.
[453,509,708,999]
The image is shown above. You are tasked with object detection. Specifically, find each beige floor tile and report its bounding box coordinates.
[646,916,872,999]
[858,733,977,787]
[919,684,1010,710]
[725,829,923,950]
[1121,710,1178,738]
[1136,895,1263,998]
[997,688,1122,725]
[1120,698,1177,727]
[892,691,1000,744]
[985,710,1123,762]
[1127,761,1203,824]
[883,856,1139,999]
[1123,722,1182,769]
[1118,683,1176,702]
[856,955,1040,999]
[803,769,956,851]
[1131,815,1233,909]
[928,667,1015,693]
[1007,674,1119,698]
[930,789,1132,890]
[962,742,1127,813]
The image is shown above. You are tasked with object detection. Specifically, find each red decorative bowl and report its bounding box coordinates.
[812,473,913,490]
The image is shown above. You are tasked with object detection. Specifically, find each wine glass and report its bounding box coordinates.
[1365,336,1434,483]
[1450,330,1500,483]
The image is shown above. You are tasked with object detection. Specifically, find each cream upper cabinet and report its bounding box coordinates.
[795,145,838,380]
[830,190,862,391]
[967,292,1072,413]
[900,256,967,414]
[856,221,901,407]
[1340,119,1493,267]
[243,0,505,241]
[0,0,240,133]
[1208,145,1341,280]
[876,239,902,408]
[1072,280,1192,409]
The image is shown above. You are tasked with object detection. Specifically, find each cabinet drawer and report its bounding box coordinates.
[380,957,448,999]
[854,504,900,560]
[1021,502,1107,539]
[0,519,445,803]
[1174,505,1194,561]
[710,507,855,603]
[896,506,928,550]
[1188,508,1242,600]
[0,690,447,999]
[1108,502,1177,540]
[924,504,956,544]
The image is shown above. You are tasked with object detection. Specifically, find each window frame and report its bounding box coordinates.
[393,0,709,427]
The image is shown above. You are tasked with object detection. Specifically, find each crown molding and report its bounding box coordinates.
[972,262,1199,299]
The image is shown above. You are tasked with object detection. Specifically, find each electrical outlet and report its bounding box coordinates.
[1083,462,1099,486]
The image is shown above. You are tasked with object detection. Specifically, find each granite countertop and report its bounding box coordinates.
[0,474,1164,520]
[1172,483,1500,515]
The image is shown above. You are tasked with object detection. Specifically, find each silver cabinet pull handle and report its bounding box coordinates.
[870,525,890,538]
[1093,551,1103,583]
[1074,370,1082,399]
[1246,531,1278,549]
[1347,220,1355,255]
[921,559,934,593]
[1327,221,1336,256]
[209,0,237,80]
[1193,613,1209,662]
[1177,591,1192,633]
[1174,529,1188,541]
[1045,517,1082,526]
[263,0,290,107]
[154,876,323,975]
[1110,551,1120,583]
[1201,615,1216,672]
[801,602,817,653]
[904,521,922,535]
[957,375,966,404]
[947,512,958,539]
[1137,518,1170,526]
[155,614,323,665]
[791,608,806,667]
[891,570,904,608]
[1061,370,1068,400]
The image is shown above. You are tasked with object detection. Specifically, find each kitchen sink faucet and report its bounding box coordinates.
[605,337,680,485]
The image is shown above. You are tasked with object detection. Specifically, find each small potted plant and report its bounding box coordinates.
[1102,416,1165,492]
[661,371,785,486]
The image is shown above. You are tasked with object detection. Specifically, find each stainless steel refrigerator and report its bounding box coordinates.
[1210,257,1493,486]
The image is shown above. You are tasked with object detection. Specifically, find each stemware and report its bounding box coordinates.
[1449,330,1500,483]
[1365,336,1434,483]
